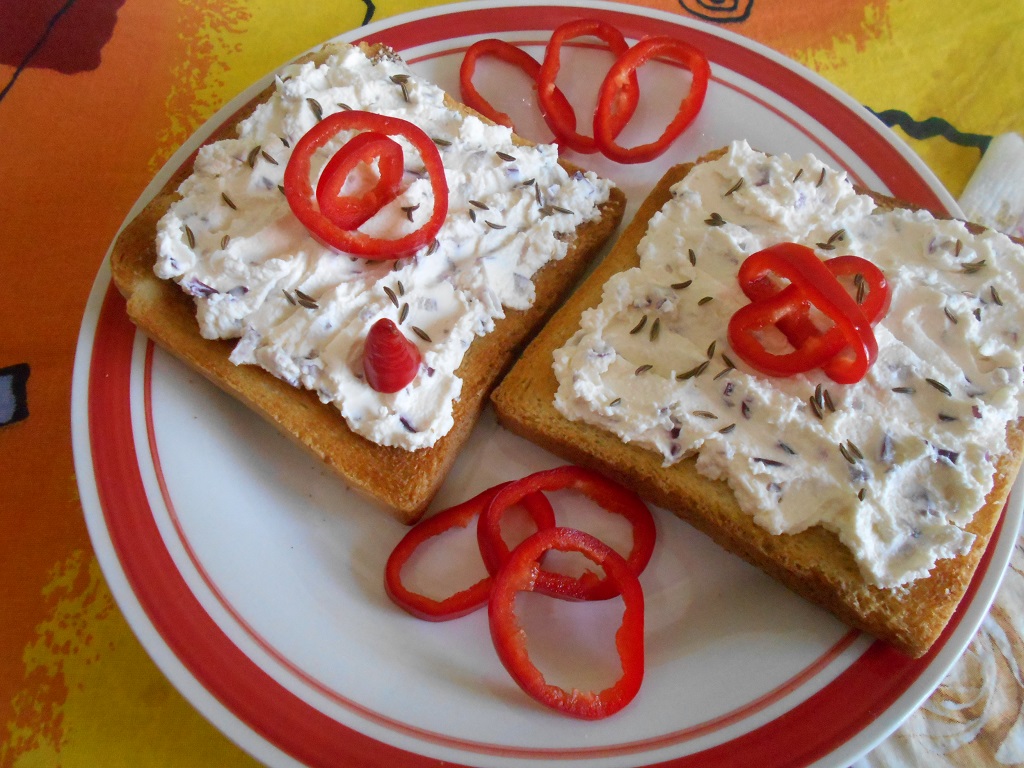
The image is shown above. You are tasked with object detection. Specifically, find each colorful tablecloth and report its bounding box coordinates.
[1,1,1022,766]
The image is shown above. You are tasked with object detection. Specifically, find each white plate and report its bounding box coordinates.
[72,2,1024,766]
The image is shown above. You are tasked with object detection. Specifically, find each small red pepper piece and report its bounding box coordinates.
[283,110,448,259]
[314,131,405,230]
[488,526,645,719]
[728,243,890,384]
[537,19,640,154]
[384,484,555,621]
[362,318,423,393]
[459,38,574,134]
[593,35,710,164]
[477,465,655,601]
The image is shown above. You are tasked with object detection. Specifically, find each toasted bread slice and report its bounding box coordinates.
[110,42,625,523]
[492,147,1024,657]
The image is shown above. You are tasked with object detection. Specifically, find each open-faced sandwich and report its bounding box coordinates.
[110,41,625,522]
[492,140,1024,657]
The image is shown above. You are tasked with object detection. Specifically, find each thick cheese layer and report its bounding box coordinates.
[155,45,612,450]
[553,141,1024,587]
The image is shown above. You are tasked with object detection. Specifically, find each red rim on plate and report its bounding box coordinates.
[76,3,1011,767]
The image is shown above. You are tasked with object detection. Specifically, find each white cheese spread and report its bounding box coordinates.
[553,140,1024,587]
[155,44,612,450]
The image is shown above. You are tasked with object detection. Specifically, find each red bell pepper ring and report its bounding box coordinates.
[477,465,655,601]
[819,255,891,324]
[384,483,555,621]
[728,243,889,384]
[283,110,448,259]
[593,35,710,164]
[488,526,645,720]
[459,38,575,134]
[314,131,405,230]
[537,19,640,155]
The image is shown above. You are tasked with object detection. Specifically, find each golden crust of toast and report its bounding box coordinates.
[491,150,1024,657]
[109,42,625,523]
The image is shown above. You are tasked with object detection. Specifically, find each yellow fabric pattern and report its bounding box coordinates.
[8,555,261,768]
[798,0,1024,196]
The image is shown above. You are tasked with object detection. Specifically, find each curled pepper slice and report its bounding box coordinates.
[384,484,555,621]
[728,243,890,384]
[283,110,448,259]
[459,38,574,133]
[537,19,640,154]
[594,35,710,164]
[478,465,655,601]
[314,131,404,230]
[488,526,645,720]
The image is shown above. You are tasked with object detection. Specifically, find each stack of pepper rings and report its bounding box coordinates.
[460,18,711,164]
[728,243,891,384]
[384,465,657,720]
[283,110,448,259]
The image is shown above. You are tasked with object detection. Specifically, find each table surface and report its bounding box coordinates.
[2,1,1022,766]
